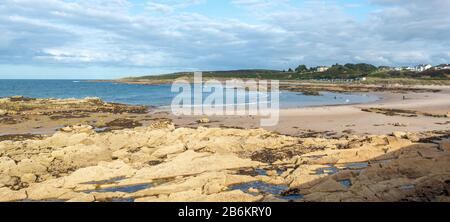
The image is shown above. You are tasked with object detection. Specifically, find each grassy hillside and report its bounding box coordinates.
[124,69,291,80]
[124,64,450,83]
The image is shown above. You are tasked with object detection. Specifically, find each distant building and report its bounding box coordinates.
[395,66,415,71]
[316,66,329,72]
[435,64,450,70]
[414,64,432,72]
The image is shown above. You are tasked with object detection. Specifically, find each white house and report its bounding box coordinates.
[316,66,329,72]
[435,64,450,70]
[404,66,415,71]
[415,64,432,72]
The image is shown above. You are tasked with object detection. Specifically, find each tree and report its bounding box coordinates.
[288,68,294,72]
[295,65,308,73]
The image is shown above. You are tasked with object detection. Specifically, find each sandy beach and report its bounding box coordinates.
[164,85,450,136]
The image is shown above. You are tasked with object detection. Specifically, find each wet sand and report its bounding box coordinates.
[165,86,450,136]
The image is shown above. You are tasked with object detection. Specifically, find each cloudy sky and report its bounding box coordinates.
[0,0,449,79]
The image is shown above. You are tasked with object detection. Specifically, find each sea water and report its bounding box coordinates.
[0,80,379,108]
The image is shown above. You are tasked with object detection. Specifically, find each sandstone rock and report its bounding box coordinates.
[303,191,356,202]
[0,157,17,174]
[67,194,96,202]
[386,136,412,150]
[26,182,73,201]
[440,140,450,151]
[193,190,263,202]
[369,136,387,146]
[136,189,262,202]
[152,144,186,158]
[310,178,347,193]
[51,144,112,169]
[112,149,130,161]
[133,150,262,180]
[91,192,127,202]
[128,172,256,199]
[248,187,259,193]
[0,187,27,202]
[393,131,407,139]
[266,170,278,177]
[105,133,134,151]
[20,173,37,184]
[62,160,135,188]
[0,109,8,116]
[307,147,387,165]
[406,133,421,142]
[141,189,203,202]
[203,181,225,195]
[0,175,19,187]
[13,158,48,176]
[288,165,329,189]
[1,109,448,203]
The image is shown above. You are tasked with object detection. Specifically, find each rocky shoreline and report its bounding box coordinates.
[0,96,153,137]
[0,97,449,202]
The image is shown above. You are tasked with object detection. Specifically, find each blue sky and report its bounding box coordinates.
[0,0,449,79]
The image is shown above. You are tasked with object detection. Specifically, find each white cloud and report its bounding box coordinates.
[0,0,449,77]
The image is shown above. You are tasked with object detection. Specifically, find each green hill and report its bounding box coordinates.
[124,64,450,81]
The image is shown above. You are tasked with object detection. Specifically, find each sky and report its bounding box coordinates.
[0,0,449,79]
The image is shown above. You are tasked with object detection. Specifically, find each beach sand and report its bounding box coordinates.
[164,86,450,136]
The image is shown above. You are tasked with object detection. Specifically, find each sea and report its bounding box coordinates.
[0,80,379,108]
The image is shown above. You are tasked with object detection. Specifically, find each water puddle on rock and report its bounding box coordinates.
[399,184,415,191]
[315,161,379,177]
[80,177,176,202]
[315,165,340,175]
[94,127,111,133]
[344,162,369,170]
[83,183,152,194]
[339,179,353,188]
[233,167,302,201]
[230,181,302,201]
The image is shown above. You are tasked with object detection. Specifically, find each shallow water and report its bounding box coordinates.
[230,181,303,201]
[315,165,340,175]
[0,80,379,108]
[232,168,303,201]
[83,183,152,194]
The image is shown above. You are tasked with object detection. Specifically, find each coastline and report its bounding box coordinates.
[0,82,449,202]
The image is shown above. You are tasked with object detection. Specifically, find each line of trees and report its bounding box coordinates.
[286,63,377,74]
[283,63,449,80]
